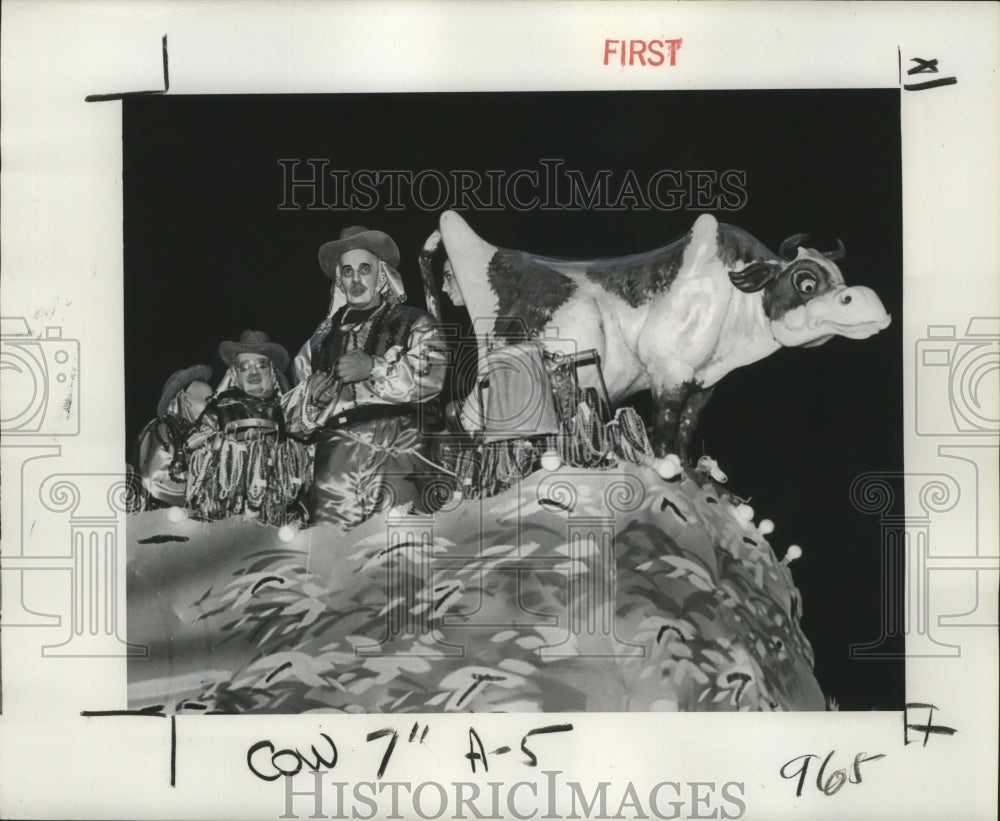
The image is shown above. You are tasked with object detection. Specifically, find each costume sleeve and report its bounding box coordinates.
[368,313,447,403]
[185,403,221,454]
[292,337,314,385]
[281,318,334,434]
[281,380,328,435]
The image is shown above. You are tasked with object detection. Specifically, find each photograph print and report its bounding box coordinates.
[123,89,903,714]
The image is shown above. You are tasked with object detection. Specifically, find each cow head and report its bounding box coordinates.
[728,240,891,348]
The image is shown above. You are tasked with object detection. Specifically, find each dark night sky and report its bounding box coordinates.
[123,90,904,710]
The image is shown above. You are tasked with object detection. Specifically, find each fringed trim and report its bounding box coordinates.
[454,402,655,500]
[186,434,312,526]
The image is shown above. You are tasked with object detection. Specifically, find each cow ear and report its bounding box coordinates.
[729,261,780,293]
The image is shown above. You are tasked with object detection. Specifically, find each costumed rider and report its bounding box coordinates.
[282,225,448,529]
[185,330,310,525]
[130,365,214,511]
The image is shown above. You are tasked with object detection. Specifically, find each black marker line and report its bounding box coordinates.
[904,77,958,91]
[81,708,166,717]
[366,729,399,779]
[81,707,176,786]
[907,57,940,75]
[465,728,488,774]
[520,723,574,767]
[138,535,190,544]
[161,32,170,91]
[85,34,169,102]
[85,89,165,103]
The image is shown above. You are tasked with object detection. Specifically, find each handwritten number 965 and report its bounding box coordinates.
[779,750,885,797]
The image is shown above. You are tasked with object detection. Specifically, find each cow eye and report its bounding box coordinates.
[794,272,818,294]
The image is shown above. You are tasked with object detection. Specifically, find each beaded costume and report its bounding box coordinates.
[282,301,447,529]
[186,388,310,525]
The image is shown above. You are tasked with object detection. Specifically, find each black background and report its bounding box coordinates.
[124,90,904,710]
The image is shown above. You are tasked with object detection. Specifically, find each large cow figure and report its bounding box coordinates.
[438,211,892,460]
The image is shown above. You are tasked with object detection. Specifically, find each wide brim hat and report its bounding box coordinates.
[218,330,291,371]
[157,364,213,418]
[319,226,401,277]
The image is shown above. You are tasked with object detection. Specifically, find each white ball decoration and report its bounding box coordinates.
[540,450,562,472]
[654,456,682,480]
[696,455,728,483]
[277,523,299,543]
[167,506,187,523]
[734,503,755,523]
[784,544,803,564]
[758,518,775,535]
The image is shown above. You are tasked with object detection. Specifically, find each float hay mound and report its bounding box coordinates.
[127,461,825,713]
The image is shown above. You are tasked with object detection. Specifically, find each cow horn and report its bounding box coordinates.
[779,233,847,262]
[822,239,847,262]
[778,233,810,260]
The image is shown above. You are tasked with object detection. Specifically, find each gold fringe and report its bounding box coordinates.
[186,434,310,525]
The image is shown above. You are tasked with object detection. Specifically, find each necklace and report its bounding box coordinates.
[339,300,392,403]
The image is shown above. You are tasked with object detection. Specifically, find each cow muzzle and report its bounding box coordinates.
[772,285,892,347]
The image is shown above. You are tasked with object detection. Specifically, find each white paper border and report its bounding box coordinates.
[2,2,997,819]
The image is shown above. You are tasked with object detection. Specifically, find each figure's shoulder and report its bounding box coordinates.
[210,388,247,408]
[388,303,431,320]
[136,416,168,445]
[388,303,437,327]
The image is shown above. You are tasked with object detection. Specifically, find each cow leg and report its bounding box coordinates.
[651,385,690,458]
[675,384,715,464]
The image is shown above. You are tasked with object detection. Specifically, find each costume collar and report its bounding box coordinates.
[334,299,390,327]
[221,386,278,406]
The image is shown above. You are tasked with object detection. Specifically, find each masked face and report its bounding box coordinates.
[176,380,213,421]
[233,353,276,397]
[338,248,383,309]
[441,258,465,306]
